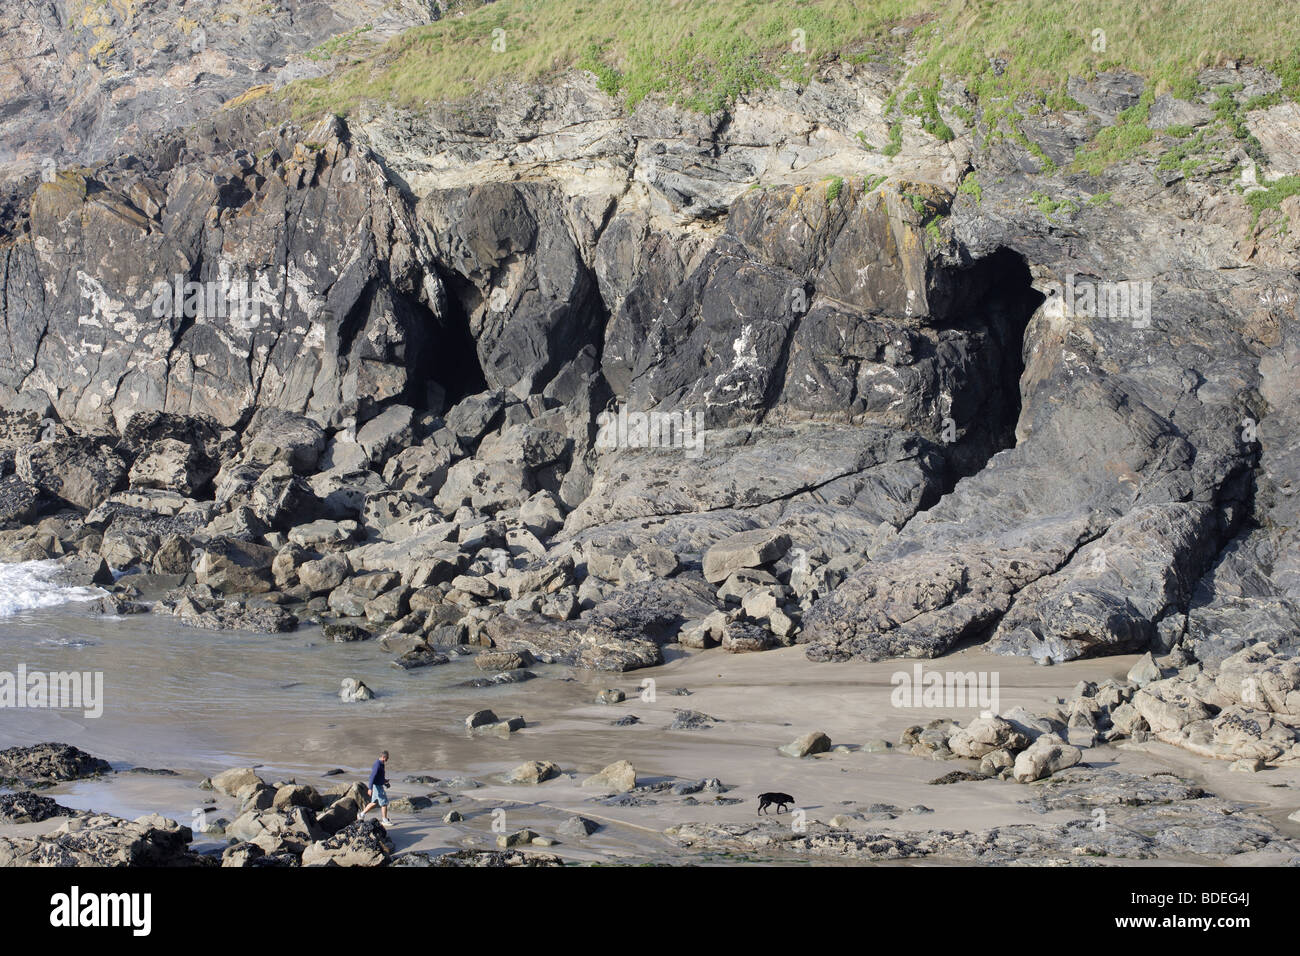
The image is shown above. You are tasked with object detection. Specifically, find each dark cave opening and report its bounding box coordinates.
[422,269,488,412]
[936,247,1044,484]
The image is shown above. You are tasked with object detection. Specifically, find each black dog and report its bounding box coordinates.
[757,792,795,815]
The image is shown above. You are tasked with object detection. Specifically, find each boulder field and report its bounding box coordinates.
[1,26,1299,780]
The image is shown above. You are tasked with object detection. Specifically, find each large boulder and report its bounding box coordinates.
[383,445,452,497]
[444,391,507,445]
[434,457,533,514]
[721,620,777,653]
[328,572,400,617]
[242,410,327,474]
[226,807,325,856]
[210,767,265,797]
[272,784,324,812]
[299,553,352,594]
[580,760,637,793]
[1215,644,1300,715]
[310,467,388,520]
[301,819,394,867]
[194,538,277,594]
[0,812,201,867]
[1132,681,1214,734]
[1012,734,1082,783]
[0,743,112,784]
[778,731,832,758]
[0,791,76,824]
[506,761,560,785]
[947,717,1032,759]
[0,475,39,524]
[15,437,126,511]
[346,528,463,584]
[339,678,374,702]
[356,404,415,466]
[128,438,216,496]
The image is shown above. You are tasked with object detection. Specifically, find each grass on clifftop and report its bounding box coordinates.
[283,0,1300,173]
[287,0,1300,112]
[288,0,917,115]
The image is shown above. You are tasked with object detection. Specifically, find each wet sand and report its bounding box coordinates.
[4,605,1300,864]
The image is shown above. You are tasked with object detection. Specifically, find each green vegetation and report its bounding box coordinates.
[305,24,374,62]
[1209,83,1269,165]
[925,218,943,246]
[1145,79,1278,183]
[1155,127,1219,178]
[578,43,623,97]
[881,121,904,157]
[1071,89,1154,175]
[1244,175,1300,228]
[825,175,845,203]
[1030,189,1081,219]
[900,85,954,142]
[280,0,1300,178]
[288,0,920,116]
[899,187,945,248]
[957,173,982,204]
[903,190,928,216]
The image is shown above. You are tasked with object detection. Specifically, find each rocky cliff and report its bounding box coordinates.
[1,8,1298,715]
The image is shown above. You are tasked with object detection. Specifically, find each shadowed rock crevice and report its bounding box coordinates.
[930,248,1042,483]
[427,268,490,408]
[416,181,609,397]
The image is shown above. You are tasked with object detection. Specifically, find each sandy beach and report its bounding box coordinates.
[6,604,1299,865]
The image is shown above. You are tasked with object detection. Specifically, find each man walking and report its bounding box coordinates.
[357,750,392,827]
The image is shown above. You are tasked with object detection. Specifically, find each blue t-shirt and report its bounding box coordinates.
[369,759,387,788]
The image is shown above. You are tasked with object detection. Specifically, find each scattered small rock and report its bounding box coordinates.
[779,731,832,758]
[581,760,637,793]
[339,678,373,702]
[506,761,559,785]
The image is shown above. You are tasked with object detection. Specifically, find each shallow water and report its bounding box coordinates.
[0,591,601,779]
[6,562,1298,865]
[0,560,103,617]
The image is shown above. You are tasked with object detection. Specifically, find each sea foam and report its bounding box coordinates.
[0,560,104,617]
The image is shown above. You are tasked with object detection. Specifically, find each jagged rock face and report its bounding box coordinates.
[610,181,1038,478]
[417,182,604,395]
[0,0,445,184]
[799,107,1294,664]
[1,48,1298,669]
[2,114,448,430]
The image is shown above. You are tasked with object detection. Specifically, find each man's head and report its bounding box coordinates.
[380,751,389,762]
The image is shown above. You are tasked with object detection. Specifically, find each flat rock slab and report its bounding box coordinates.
[703,529,792,584]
